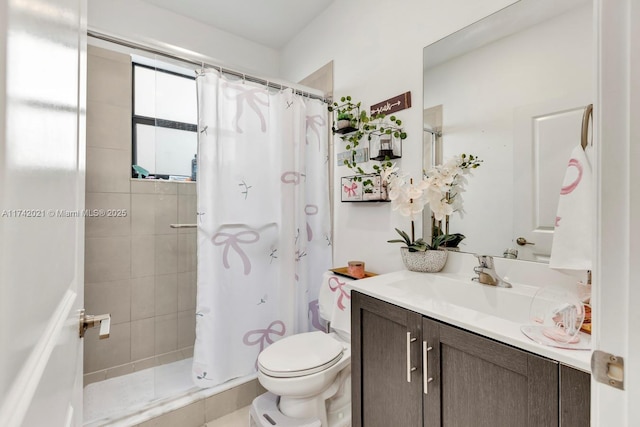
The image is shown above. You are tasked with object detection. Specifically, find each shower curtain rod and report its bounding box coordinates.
[87,30,330,103]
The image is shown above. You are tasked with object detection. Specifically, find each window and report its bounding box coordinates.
[132,63,197,179]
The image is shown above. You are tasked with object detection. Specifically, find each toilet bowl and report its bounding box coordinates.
[257,331,351,426]
[254,273,353,427]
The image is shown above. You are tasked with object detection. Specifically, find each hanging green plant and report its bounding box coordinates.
[328,96,408,177]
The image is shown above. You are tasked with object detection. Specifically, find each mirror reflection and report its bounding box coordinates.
[422,0,593,262]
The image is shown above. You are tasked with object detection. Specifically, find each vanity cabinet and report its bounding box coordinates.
[351,291,590,427]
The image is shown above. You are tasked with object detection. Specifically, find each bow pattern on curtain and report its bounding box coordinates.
[192,72,331,386]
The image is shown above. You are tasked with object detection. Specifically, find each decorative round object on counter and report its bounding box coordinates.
[520,284,590,350]
[347,261,365,279]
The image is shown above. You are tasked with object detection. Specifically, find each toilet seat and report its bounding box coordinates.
[258,331,345,378]
[260,352,344,378]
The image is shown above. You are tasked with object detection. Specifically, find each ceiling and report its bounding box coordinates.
[140,0,334,49]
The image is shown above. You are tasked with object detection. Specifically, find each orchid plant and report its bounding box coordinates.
[383,154,482,251]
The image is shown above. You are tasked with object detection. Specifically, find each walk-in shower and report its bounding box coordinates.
[82,35,255,425]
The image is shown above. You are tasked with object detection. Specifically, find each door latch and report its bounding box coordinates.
[516,237,535,246]
[591,350,624,390]
[79,309,111,339]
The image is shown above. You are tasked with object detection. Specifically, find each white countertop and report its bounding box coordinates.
[345,269,592,373]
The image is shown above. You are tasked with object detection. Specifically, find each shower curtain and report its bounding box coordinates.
[192,71,331,387]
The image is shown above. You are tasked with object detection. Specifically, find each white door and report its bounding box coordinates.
[593,0,639,424]
[0,0,87,426]
[513,97,591,262]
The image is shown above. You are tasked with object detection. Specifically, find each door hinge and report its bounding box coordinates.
[591,350,624,390]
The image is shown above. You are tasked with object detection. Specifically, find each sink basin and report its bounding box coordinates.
[385,274,536,324]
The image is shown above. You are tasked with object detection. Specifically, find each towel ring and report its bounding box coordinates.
[581,104,593,150]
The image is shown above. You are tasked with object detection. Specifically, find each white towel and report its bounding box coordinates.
[549,146,593,272]
[318,271,352,340]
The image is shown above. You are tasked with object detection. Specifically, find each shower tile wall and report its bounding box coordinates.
[84,46,197,385]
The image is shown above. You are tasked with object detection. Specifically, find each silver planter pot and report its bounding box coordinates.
[400,247,448,273]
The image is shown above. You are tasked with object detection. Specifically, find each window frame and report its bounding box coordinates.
[131,62,197,179]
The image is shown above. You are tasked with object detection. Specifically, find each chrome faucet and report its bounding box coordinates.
[472,255,512,288]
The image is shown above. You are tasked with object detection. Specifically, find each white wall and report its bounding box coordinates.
[280,0,516,273]
[87,0,280,77]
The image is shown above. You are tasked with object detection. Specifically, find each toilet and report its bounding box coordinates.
[250,272,352,427]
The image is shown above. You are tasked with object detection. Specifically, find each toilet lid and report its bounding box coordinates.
[258,331,344,378]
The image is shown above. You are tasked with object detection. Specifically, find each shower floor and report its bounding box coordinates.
[83,358,196,426]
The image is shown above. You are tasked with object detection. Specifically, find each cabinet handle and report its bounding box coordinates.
[423,341,433,394]
[406,332,417,382]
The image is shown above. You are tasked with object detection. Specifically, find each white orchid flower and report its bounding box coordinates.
[380,163,399,184]
[406,186,424,200]
[431,199,454,221]
[386,153,480,246]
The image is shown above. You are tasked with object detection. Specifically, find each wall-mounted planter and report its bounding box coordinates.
[330,98,361,135]
[335,119,359,135]
[341,174,389,202]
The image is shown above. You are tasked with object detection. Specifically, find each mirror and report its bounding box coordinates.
[423,0,593,262]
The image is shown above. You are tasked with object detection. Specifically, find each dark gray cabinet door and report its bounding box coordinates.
[423,319,559,427]
[560,364,591,426]
[352,291,423,427]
